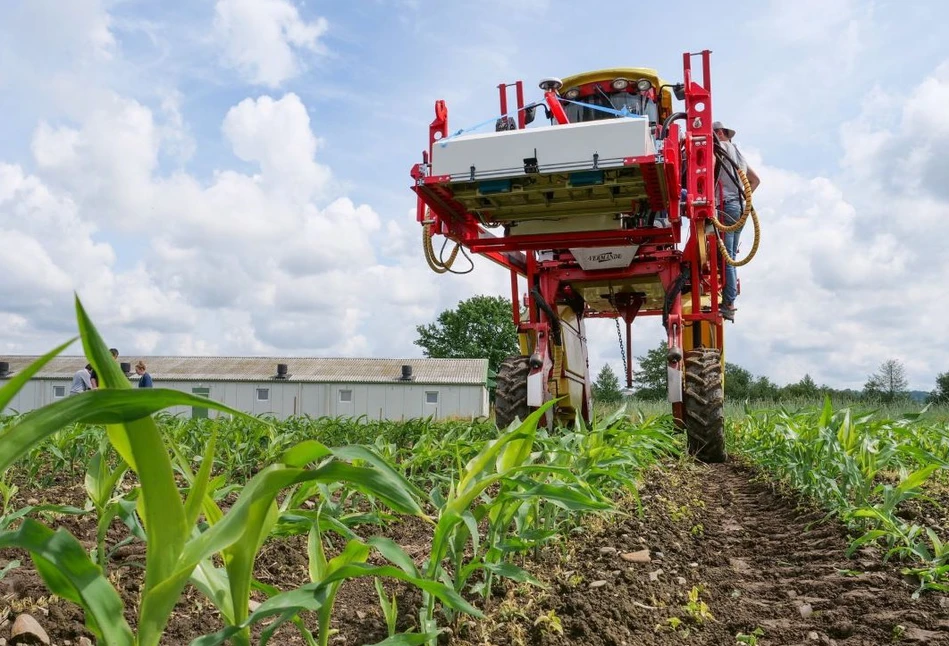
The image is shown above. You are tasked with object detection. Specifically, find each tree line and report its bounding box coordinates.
[592,342,949,405]
[409,295,949,406]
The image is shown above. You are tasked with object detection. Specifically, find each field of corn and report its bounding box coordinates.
[2,299,949,645]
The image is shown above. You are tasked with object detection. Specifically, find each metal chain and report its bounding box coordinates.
[615,318,628,380]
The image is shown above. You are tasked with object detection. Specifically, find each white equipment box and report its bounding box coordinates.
[430,118,656,181]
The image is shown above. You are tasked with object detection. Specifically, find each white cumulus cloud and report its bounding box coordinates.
[213,0,329,87]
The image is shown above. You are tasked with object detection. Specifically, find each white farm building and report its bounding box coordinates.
[0,356,490,421]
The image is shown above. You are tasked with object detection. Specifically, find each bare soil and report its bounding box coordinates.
[3,460,949,645]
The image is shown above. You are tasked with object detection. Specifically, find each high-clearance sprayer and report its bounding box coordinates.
[410,50,759,462]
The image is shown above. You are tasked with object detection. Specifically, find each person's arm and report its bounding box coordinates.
[746,165,761,193]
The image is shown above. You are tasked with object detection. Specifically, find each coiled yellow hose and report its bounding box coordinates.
[422,220,461,274]
[709,167,760,267]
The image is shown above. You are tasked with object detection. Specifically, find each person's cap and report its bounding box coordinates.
[712,121,736,138]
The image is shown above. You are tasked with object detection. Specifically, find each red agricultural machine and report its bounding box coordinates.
[410,50,758,462]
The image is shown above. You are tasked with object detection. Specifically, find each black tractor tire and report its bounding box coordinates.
[682,347,726,463]
[495,356,531,430]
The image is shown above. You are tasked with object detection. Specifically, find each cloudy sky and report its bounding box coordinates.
[0,0,946,392]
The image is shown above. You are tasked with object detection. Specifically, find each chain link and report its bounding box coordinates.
[615,318,628,381]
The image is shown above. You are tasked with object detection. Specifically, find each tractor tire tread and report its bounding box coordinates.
[495,356,531,430]
[682,347,726,463]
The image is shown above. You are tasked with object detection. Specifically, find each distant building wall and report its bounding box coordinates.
[1,378,489,421]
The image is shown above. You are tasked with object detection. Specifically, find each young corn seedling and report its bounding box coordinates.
[84,435,132,570]
[0,296,458,646]
[375,577,399,638]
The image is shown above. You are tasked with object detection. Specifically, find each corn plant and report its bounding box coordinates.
[0,296,465,646]
[375,577,399,638]
[731,397,949,595]
[84,435,133,569]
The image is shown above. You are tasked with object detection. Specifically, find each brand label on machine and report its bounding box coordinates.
[570,246,639,270]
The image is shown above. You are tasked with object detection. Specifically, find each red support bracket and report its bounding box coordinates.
[429,100,448,161]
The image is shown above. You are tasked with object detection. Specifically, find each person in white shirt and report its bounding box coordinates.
[713,121,760,320]
[69,365,94,395]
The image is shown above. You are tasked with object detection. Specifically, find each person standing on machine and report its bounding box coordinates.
[713,121,760,320]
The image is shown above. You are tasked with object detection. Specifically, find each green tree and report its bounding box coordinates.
[748,375,779,400]
[592,364,623,404]
[632,342,667,400]
[414,295,519,375]
[864,359,909,402]
[929,372,949,404]
[784,373,820,399]
[724,362,752,400]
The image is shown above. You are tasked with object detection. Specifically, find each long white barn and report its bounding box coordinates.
[0,356,490,421]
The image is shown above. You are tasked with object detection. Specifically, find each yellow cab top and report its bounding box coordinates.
[559,67,674,117]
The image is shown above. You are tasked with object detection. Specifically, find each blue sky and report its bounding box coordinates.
[1,0,947,392]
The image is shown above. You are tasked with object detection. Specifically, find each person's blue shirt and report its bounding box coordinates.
[138,372,153,388]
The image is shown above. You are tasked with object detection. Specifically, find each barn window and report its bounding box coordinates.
[426,391,439,404]
[53,385,66,398]
[256,388,270,402]
[339,389,353,403]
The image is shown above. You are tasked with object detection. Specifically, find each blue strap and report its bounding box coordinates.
[439,114,505,146]
[439,103,537,147]
[438,97,646,148]
[557,97,647,119]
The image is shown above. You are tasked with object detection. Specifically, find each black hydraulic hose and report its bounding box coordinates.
[660,112,687,140]
[531,286,563,346]
[662,271,688,331]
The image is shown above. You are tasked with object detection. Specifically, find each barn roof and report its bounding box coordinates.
[0,355,489,385]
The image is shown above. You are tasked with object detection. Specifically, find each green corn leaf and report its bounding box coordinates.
[325,538,372,577]
[479,561,546,588]
[0,389,264,475]
[308,516,328,583]
[496,410,540,475]
[461,511,481,561]
[818,395,834,428]
[0,338,77,412]
[332,445,428,502]
[275,511,361,541]
[501,482,613,511]
[157,457,428,637]
[0,519,134,645]
[459,401,555,494]
[926,528,946,558]
[189,559,236,624]
[0,559,20,581]
[368,536,421,578]
[846,529,888,557]
[85,438,128,512]
[1,504,87,532]
[192,562,478,646]
[75,296,189,646]
[897,464,939,494]
[282,440,333,468]
[184,428,219,529]
[223,489,281,634]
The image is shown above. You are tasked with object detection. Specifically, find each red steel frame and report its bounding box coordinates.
[411,50,724,420]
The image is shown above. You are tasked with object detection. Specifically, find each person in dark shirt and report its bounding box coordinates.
[135,361,153,388]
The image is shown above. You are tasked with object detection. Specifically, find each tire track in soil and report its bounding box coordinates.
[697,463,949,645]
[475,461,949,646]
